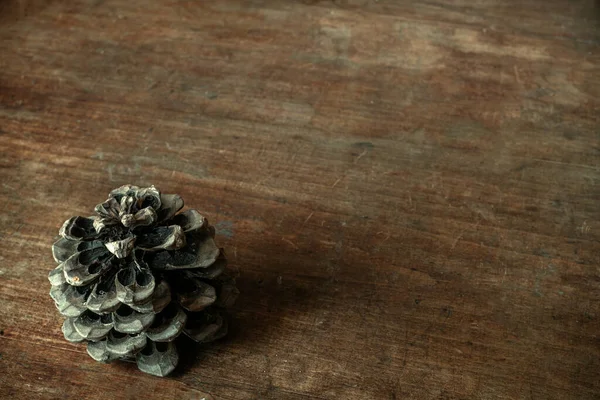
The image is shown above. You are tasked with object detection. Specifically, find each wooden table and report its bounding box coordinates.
[1,1,599,399]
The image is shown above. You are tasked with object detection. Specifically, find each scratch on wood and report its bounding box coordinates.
[302,211,314,226]
[376,231,391,242]
[354,149,368,164]
[450,232,464,250]
[107,164,115,181]
[514,65,521,84]
[578,220,591,234]
[282,236,299,249]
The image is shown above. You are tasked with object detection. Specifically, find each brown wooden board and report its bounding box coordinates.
[0,1,599,399]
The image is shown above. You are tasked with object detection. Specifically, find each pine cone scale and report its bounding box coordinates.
[145,304,187,342]
[87,339,117,362]
[136,341,179,376]
[183,311,227,343]
[176,279,217,312]
[156,194,184,222]
[59,216,98,241]
[171,209,207,233]
[128,279,171,313]
[61,249,113,287]
[51,284,87,317]
[72,311,113,340]
[86,274,120,313]
[114,265,155,304]
[62,318,85,343]
[136,225,186,251]
[113,305,155,334]
[106,331,147,356]
[105,236,136,258]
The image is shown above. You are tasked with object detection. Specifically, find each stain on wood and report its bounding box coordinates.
[0,0,599,399]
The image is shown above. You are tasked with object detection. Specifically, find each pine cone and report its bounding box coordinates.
[49,185,239,376]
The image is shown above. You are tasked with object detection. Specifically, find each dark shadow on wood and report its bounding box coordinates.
[171,266,323,378]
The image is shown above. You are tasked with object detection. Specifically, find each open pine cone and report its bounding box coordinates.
[48,185,238,376]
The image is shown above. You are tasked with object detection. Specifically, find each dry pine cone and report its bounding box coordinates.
[49,185,238,376]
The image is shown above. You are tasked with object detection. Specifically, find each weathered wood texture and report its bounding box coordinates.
[1,1,599,399]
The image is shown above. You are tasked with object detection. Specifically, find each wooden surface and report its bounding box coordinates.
[1,1,599,399]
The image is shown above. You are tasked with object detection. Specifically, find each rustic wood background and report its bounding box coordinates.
[0,1,599,399]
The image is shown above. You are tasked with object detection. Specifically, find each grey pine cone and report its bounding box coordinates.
[49,185,239,377]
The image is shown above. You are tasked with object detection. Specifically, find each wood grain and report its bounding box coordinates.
[0,0,599,399]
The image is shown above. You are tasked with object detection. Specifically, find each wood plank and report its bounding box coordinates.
[0,0,599,399]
